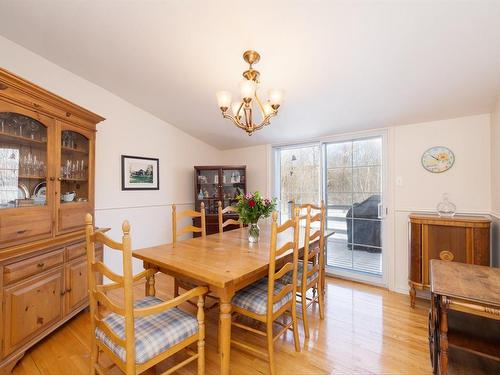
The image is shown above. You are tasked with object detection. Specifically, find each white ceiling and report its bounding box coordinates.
[0,1,499,149]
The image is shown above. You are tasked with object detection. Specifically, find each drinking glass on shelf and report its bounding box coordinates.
[7,118,16,136]
[29,121,39,141]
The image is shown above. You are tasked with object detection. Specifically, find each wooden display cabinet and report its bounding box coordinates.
[0,68,104,372]
[193,166,246,236]
[408,213,491,308]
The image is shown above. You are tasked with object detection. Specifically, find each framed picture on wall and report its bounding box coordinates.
[121,155,159,190]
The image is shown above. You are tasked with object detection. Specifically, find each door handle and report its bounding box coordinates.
[378,203,387,219]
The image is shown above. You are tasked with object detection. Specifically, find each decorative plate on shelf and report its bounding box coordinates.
[33,181,46,198]
[18,183,29,199]
[421,146,455,173]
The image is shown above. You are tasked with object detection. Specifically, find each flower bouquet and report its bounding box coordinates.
[235,192,277,243]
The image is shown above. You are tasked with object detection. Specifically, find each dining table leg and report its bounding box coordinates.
[218,288,234,375]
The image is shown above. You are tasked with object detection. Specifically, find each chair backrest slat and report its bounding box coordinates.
[276,241,294,257]
[93,231,124,251]
[273,262,294,280]
[172,202,206,246]
[92,261,124,284]
[95,318,127,347]
[266,209,299,319]
[218,201,243,234]
[300,202,326,289]
[272,284,293,303]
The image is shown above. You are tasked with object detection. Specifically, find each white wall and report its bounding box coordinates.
[0,36,222,274]
[224,114,493,292]
[392,114,491,292]
[220,145,271,196]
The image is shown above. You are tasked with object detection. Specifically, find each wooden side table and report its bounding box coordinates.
[429,260,500,375]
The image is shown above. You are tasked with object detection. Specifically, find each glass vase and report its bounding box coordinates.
[248,222,260,243]
[437,193,456,218]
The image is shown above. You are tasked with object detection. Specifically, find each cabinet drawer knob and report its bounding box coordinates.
[49,177,55,181]
[17,230,27,234]
[439,250,454,262]
[66,288,72,293]
[37,262,45,268]
[60,290,66,296]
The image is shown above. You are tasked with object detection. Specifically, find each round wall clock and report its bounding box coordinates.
[421,146,455,173]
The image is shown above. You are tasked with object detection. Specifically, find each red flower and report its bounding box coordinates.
[249,199,256,208]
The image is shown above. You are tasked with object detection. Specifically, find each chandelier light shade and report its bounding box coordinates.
[216,50,283,135]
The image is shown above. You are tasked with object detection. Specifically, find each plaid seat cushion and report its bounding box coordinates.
[95,296,198,364]
[232,278,292,315]
[282,262,319,287]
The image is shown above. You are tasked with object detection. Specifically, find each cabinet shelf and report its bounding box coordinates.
[18,175,46,180]
[61,146,88,155]
[0,131,47,147]
[60,178,88,182]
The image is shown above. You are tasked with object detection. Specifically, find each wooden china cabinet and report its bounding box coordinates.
[0,68,104,372]
[193,166,246,236]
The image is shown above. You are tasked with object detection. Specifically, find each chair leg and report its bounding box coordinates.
[291,301,301,353]
[89,343,98,375]
[198,338,205,375]
[317,281,325,320]
[266,321,276,375]
[174,278,179,298]
[217,313,221,353]
[301,291,310,339]
[197,296,206,375]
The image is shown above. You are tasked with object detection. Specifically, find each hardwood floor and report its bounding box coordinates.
[12,275,432,375]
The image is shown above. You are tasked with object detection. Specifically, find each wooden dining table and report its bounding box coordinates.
[133,223,334,375]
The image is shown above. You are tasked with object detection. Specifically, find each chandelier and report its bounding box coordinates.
[216,50,283,135]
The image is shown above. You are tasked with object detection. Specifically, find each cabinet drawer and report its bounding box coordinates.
[58,203,92,233]
[3,249,64,285]
[66,241,86,260]
[0,209,52,245]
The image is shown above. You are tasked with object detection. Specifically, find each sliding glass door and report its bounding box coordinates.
[324,136,384,276]
[274,134,386,282]
[274,144,321,222]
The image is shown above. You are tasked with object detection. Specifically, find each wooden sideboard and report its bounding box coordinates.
[0,68,104,372]
[408,214,491,308]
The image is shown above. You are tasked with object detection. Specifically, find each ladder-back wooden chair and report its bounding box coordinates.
[172,202,206,298]
[85,214,207,375]
[284,203,326,338]
[230,210,301,375]
[217,201,243,234]
[172,202,206,246]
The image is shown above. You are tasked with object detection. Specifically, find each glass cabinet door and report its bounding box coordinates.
[0,112,49,209]
[195,168,221,214]
[221,168,246,208]
[59,130,89,204]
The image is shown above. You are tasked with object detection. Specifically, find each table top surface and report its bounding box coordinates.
[133,223,334,289]
[430,260,500,306]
